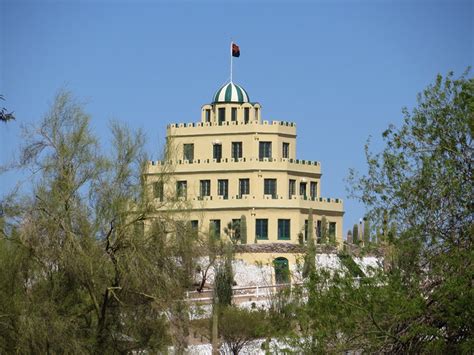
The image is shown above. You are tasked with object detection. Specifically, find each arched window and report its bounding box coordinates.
[273,257,290,284]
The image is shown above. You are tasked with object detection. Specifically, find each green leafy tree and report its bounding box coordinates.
[240,214,247,244]
[302,209,316,278]
[219,307,267,355]
[352,223,359,244]
[363,217,371,246]
[277,70,473,354]
[320,215,328,244]
[345,70,473,352]
[0,90,200,353]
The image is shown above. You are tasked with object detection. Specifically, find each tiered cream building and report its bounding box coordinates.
[146,81,344,278]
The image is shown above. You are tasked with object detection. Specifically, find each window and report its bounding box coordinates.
[231,107,237,121]
[282,142,289,158]
[278,219,291,240]
[244,107,250,123]
[210,219,221,238]
[205,109,211,122]
[259,142,272,159]
[176,180,187,199]
[218,108,225,125]
[239,178,250,196]
[255,219,268,240]
[329,222,336,240]
[200,180,211,197]
[190,220,199,237]
[255,107,259,120]
[289,179,296,198]
[231,142,243,159]
[218,179,228,199]
[213,144,222,162]
[310,181,317,199]
[183,144,194,161]
[153,181,163,201]
[264,179,277,198]
[300,182,307,198]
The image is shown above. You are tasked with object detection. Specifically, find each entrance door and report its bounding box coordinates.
[273,257,290,284]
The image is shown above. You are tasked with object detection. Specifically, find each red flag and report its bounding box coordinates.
[232,43,240,57]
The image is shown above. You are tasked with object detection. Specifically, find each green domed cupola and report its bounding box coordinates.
[213,82,250,103]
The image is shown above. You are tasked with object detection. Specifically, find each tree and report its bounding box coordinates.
[352,223,359,244]
[240,214,247,244]
[219,307,267,355]
[363,217,370,246]
[0,95,15,122]
[277,70,473,354]
[320,215,328,244]
[346,229,353,244]
[345,70,473,352]
[0,90,200,353]
[303,209,316,278]
[224,219,241,244]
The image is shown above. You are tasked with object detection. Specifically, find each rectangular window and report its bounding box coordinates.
[210,219,221,238]
[218,179,228,199]
[153,181,164,201]
[218,108,225,125]
[239,178,250,196]
[231,107,237,121]
[278,219,291,240]
[183,143,194,161]
[255,107,259,120]
[300,182,307,198]
[264,178,277,198]
[244,108,250,123]
[282,142,290,158]
[213,144,222,162]
[176,180,187,199]
[231,142,243,159]
[190,220,199,230]
[259,141,272,159]
[255,219,268,240]
[310,181,317,199]
[205,109,211,122]
[289,179,296,198]
[200,180,211,197]
[329,222,336,240]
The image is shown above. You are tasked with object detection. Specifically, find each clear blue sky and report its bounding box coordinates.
[1,0,472,233]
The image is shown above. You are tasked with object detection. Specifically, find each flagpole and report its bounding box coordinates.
[230,41,233,83]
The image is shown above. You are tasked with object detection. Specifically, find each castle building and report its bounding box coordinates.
[146,81,344,281]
